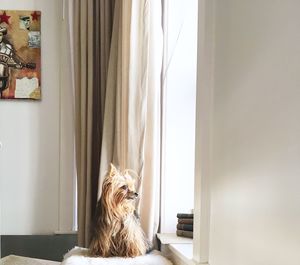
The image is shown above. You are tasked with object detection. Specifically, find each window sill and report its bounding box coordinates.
[157,233,193,265]
[157,233,193,244]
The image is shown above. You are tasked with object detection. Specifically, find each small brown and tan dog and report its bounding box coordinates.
[89,164,150,257]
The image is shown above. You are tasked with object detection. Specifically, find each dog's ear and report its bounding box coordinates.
[124,169,141,186]
[109,163,118,177]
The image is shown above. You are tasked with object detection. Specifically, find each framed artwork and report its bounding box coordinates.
[0,10,41,100]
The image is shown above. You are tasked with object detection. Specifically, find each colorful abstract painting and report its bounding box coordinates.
[0,10,41,100]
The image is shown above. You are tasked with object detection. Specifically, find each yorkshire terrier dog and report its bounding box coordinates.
[89,164,150,257]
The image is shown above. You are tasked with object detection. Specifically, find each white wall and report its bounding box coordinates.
[210,1,300,265]
[0,0,74,235]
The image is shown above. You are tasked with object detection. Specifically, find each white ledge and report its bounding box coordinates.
[157,233,194,265]
[169,244,194,264]
[157,233,193,244]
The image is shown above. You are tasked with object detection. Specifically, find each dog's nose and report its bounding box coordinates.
[134,192,139,197]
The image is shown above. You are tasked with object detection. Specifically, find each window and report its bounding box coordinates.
[160,0,213,264]
[160,0,198,233]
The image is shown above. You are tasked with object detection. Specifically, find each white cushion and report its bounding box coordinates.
[62,247,173,265]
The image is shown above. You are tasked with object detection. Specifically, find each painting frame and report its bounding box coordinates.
[0,9,41,100]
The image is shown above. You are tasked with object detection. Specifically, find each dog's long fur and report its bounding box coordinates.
[89,164,150,257]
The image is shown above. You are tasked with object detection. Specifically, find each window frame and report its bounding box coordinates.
[193,0,214,264]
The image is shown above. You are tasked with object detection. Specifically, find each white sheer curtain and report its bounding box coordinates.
[98,0,163,243]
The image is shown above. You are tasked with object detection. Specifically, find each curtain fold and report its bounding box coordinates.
[91,0,115,226]
[73,0,94,247]
[69,0,115,247]
[138,0,163,243]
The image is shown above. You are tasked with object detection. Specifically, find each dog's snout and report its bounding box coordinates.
[126,191,139,200]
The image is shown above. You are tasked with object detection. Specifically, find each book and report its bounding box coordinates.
[176,223,193,231]
[176,229,193,238]
[177,213,194,219]
[178,218,193,225]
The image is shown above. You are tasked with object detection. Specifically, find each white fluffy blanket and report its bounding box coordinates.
[62,247,173,265]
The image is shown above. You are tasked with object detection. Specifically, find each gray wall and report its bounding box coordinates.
[1,234,77,262]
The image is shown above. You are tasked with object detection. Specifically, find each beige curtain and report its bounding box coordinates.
[69,0,115,247]
[72,0,94,247]
[90,0,115,228]
[98,0,163,243]
[69,0,162,247]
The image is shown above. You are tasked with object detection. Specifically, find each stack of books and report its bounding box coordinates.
[176,213,194,238]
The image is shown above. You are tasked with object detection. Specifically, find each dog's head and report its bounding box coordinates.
[101,164,139,215]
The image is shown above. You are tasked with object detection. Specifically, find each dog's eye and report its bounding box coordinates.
[121,185,128,190]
